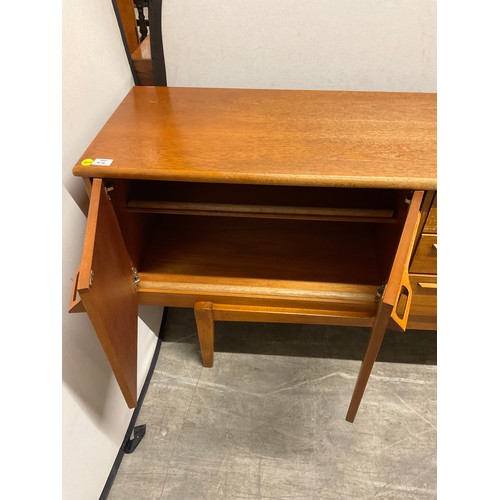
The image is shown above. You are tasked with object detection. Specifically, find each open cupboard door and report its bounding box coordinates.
[385,191,424,333]
[346,190,423,422]
[73,178,139,408]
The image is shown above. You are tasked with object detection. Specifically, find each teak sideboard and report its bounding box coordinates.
[69,87,437,422]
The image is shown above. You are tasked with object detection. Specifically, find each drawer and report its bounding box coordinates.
[423,207,437,233]
[408,274,437,327]
[423,195,437,234]
[410,234,437,274]
[409,274,437,308]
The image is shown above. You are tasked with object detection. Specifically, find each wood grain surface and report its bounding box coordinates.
[138,215,387,286]
[77,179,138,408]
[74,87,436,189]
[410,233,437,274]
[407,274,437,330]
[115,0,139,54]
[131,36,153,86]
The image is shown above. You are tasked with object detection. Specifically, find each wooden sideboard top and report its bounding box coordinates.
[74,86,436,190]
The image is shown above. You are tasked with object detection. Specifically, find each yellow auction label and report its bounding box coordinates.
[81,158,94,166]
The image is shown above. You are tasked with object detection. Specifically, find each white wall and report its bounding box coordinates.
[62,0,163,498]
[164,0,436,92]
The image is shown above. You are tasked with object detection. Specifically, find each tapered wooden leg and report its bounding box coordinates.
[346,302,392,423]
[194,301,215,367]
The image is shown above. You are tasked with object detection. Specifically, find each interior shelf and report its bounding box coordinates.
[138,215,391,297]
[127,181,398,222]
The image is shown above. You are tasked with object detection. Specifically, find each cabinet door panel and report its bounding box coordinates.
[384,190,423,331]
[77,178,138,408]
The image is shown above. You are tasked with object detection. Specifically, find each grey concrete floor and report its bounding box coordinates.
[108,308,436,499]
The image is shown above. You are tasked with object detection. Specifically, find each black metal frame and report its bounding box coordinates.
[149,0,167,85]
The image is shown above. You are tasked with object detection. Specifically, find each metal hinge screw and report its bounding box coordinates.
[376,283,386,298]
[132,267,140,285]
[104,185,114,200]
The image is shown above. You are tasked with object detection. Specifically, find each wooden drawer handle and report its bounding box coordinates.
[418,282,437,289]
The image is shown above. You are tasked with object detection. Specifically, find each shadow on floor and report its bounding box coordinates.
[163,307,437,365]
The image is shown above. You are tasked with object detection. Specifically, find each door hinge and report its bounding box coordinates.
[104,182,114,200]
[376,283,386,299]
[132,267,140,285]
[89,270,95,287]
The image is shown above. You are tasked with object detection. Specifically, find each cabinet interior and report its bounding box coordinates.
[110,180,411,303]
[127,181,399,222]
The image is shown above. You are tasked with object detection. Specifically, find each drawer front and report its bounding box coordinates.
[423,207,437,233]
[423,195,437,233]
[408,274,437,317]
[407,274,436,329]
[411,234,437,274]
